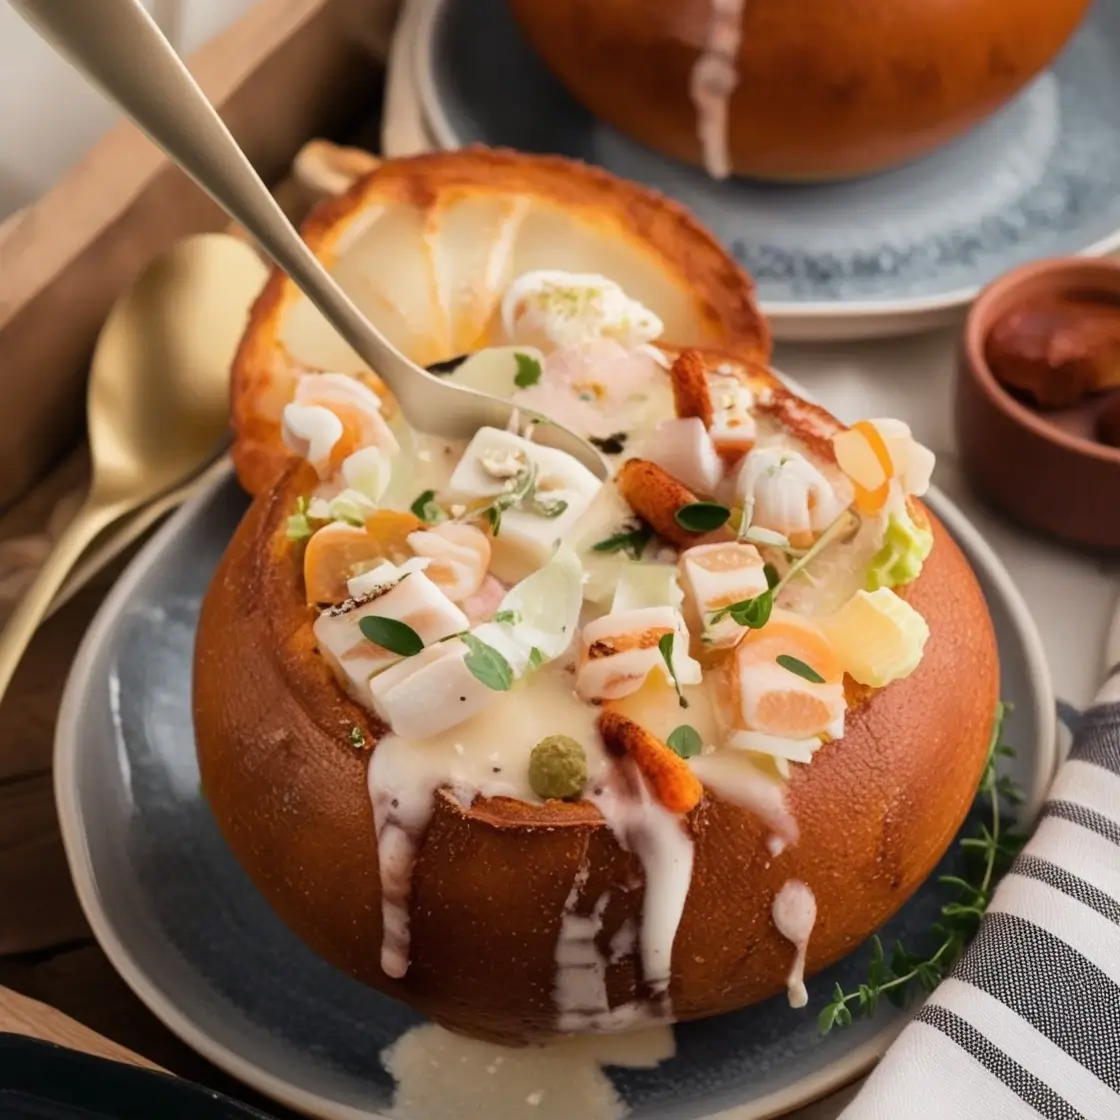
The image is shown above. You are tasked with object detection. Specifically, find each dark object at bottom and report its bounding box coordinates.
[0,1033,279,1120]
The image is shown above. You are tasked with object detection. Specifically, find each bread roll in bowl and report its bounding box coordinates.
[195,344,998,1045]
[230,148,770,497]
[507,0,1091,182]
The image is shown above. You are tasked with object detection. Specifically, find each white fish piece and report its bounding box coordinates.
[406,523,492,602]
[313,571,469,703]
[347,557,430,599]
[735,447,846,548]
[448,427,602,582]
[281,403,343,479]
[501,270,663,352]
[636,417,723,497]
[369,641,497,741]
[576,606,701,703]
[678,541,768,647]
[370,547,586,739]
[708,375,756,458]
[294,372,400,457]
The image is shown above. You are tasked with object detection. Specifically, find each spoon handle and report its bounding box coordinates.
[8,0,414,398]
[0,502,123,704]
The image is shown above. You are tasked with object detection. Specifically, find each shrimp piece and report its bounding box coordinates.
[735,447,846,548]
[406,522,492,603]
[294,372,399,474]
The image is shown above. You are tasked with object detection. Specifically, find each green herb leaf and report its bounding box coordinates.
[591,522,653,560]
[523,494,569,519]
[657,632,688,709]
[764,562,780,589]
[666,725,703,759]
[513,352,543,388]
[817,1001,843,1035]
[709,589,773,631]
[817,702,1025,1035]
[487,505,502,536]
[493,609,521,625]
[461,633,513,691]
[349,725,366,749]
[410,489,447,524]
[358,615,424,657]
[527,647,545,672]
[674,501,731,533]
[776,654,826,684]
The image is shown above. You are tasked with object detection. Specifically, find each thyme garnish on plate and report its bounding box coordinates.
[817,702,1025,1034]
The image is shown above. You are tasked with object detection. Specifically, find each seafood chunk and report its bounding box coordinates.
[407,522,492,602]
[679,541,769,647]
[735,447,846,548]
[708,375,756,461]
[369,641,496,741]
[576,605,700,702]
[313,569,469,702]
[448,427,601,580]
[636,417,723,497]
[501,270,663,352]
[293,372,399,471]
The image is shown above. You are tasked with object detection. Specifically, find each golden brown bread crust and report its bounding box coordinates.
[195,363,999,1044]
[230,148,771,497]
[508,0,1091,181]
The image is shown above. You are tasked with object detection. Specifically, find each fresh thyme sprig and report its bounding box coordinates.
[817,702,1025,1034]
[465,460,568,537]
[709,510,858,631]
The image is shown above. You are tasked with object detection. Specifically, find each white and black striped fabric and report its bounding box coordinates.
[842,664,1120,1120]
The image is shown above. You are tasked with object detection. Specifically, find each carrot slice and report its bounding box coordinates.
[617,459,733,550]
[669,349,714,428]
[599,711,703,815]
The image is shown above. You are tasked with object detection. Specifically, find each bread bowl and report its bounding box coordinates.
[506,0,1092,182]
[198,214,998,1041]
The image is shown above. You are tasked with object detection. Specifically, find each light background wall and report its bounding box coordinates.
[0,0,257,222]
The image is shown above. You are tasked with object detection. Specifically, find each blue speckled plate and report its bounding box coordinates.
[413,0,1120,340]
[55,463,1054,1120]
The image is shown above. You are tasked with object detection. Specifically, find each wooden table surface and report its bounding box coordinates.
[0,466,304,1116]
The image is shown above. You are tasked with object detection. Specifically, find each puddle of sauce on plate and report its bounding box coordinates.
[382,1021,675,1120]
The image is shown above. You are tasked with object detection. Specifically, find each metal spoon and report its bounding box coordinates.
[0,234,268,700]
[9,0,608,481]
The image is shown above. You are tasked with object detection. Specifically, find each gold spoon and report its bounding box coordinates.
[0,234,268,699]
[10,0,609,481]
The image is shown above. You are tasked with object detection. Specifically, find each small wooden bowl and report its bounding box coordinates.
[957,258,1120,550]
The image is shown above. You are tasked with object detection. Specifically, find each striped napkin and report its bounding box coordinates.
[841,601,1120,1120]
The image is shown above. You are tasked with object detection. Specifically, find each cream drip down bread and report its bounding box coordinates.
[195,268,999,1044]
